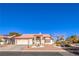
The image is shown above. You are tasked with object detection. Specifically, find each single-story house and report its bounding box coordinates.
[0,34,54,47]
[15,34,54,47]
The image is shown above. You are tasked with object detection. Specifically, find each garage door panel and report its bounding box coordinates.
[16,39,32,45]
[17,40,27,45]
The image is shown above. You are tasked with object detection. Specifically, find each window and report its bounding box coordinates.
[45,39,50,43]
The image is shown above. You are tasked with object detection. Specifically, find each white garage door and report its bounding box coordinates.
[16,39,32,45]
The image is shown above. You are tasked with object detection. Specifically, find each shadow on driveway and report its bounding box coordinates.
[62,46,79,55]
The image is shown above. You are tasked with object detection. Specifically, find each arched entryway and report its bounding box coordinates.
[32,35,45,48]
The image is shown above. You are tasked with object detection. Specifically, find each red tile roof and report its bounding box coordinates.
[15,34,51,39]
[15,34,34,39]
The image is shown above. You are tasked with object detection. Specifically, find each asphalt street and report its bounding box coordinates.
[0,52,63,56]
[0,51,78,56]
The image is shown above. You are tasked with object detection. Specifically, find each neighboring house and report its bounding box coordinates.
[0,35,5,45]
[0,35,15,45]
[15,34,54,48]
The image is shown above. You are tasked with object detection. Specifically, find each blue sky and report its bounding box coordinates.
[0,3,79,36]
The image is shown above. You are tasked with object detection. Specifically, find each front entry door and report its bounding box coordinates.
[36,37,41,47]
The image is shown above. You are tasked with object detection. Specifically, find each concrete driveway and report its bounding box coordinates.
[8,45,26,50]
[0,45,26,51]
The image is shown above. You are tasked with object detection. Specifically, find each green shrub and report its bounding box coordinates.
[0,40,3,42]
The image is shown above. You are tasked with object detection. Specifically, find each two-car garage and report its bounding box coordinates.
[15,34,34,45]
[15,39,33,45]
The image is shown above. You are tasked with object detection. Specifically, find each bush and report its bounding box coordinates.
[55,41,61,46]
[64,44,71,47]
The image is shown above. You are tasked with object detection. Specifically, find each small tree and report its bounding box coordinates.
[0,36,3,45]
[8,32,22,44]
[69,35,78,43]
[0,39,3,45]
[9,32,22,36]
